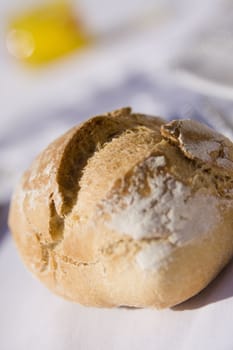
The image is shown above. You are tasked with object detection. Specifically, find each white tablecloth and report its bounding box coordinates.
[1,237,233,350]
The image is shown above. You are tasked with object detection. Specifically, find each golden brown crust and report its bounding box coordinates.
[8,108,233,308]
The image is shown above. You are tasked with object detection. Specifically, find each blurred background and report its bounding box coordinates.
[1,1,233,349]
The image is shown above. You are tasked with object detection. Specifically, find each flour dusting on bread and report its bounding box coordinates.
[100,155,220,248]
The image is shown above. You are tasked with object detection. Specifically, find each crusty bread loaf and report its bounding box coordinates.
[8,107,233,308]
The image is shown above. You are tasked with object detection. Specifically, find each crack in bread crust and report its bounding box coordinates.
[35,234,100,274]
[56,108,163,216]
[49,197,65,241]
[25,109,165,276]
[161,119,233,171]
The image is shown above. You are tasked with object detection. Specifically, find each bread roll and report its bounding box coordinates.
[8,108,233,308]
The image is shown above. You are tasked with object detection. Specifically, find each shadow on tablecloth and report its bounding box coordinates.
[172,257,233,310]
[0,202,9,243]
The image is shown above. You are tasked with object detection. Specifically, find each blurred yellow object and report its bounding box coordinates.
[6,0,91,65]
